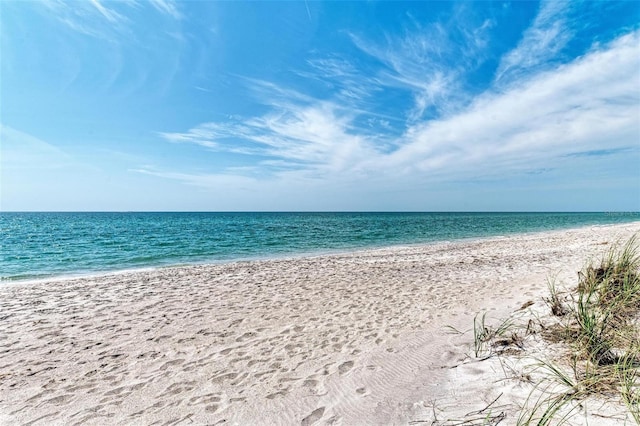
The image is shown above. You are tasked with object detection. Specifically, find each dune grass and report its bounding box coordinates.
[473,312,521,358]
[574,236,640,364]
[518,235,640,424]
[436,236,640,425]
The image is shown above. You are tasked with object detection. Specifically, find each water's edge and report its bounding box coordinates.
[5,218,639,285]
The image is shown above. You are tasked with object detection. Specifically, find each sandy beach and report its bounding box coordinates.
[1,222,639,425]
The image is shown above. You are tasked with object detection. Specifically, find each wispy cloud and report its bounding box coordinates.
[160,124,221,150]
[387,30,640,180]
[564,147,633,158]
[132,167,259,189]
[41,0,180,39]
[160,95,378,176]
[148,0,182,20]
[42,0,130,39]
[301,56,380,102]
[89,0,125,24]
[495,0,572,83]
[152,28,639,193]
[349,30,456,122]
[349,8,495,122]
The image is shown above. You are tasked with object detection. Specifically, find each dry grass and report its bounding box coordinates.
[442,236,640,425]
[518,235,640,424]
[472,312,522,358]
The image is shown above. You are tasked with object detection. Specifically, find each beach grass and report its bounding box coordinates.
[472,312,523,359]
[517,235,640,424]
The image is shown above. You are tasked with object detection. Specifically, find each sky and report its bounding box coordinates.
[1,0,639,212]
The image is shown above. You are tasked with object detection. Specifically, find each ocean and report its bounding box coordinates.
[1,212,638,282]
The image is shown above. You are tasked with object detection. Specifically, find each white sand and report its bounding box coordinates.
[1,222,639,425]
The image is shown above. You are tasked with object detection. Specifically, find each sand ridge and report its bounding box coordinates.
[1,222,639,425]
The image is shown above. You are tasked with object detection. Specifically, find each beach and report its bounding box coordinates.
[1,222,639,425]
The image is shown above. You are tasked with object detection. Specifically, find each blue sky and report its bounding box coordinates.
[1,0,639,211]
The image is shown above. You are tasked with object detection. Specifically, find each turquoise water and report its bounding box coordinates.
[1,212,638,282]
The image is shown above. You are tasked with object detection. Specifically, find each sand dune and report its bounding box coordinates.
[1,222,639,425]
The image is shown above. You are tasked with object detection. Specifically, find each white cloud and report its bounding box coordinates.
[89,0,125,24]
[300,56,378,102]
[306,57,358,79]
[40,0,132,40]
[132,168,258,189]
[160,124,221,150]
[386,30,640,179]
[495,0,572,83]
[350,29,459,121]
[349,9,495,121]
[149,0,182,20]
[160,99,377,176]
[41,0,179,39]
[152,29,640,195]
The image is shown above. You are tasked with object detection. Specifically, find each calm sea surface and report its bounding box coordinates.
[1,212,638,282]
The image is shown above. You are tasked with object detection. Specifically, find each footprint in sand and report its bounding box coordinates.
[41,394,74,406]
[338,361,353,375]
[355,387,369,396]
[159,359,184,371]
[211,372,239,383]
[206,404,219,412]
[219,347,234,355]
[187,393,221,406]
[265,388,289,400]
[236,332,257,342]
[302,378,327,396]
[301,407,325,426]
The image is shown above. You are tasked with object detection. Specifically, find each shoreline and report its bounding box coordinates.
[1,221,639,425]
[5,219,640,287]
